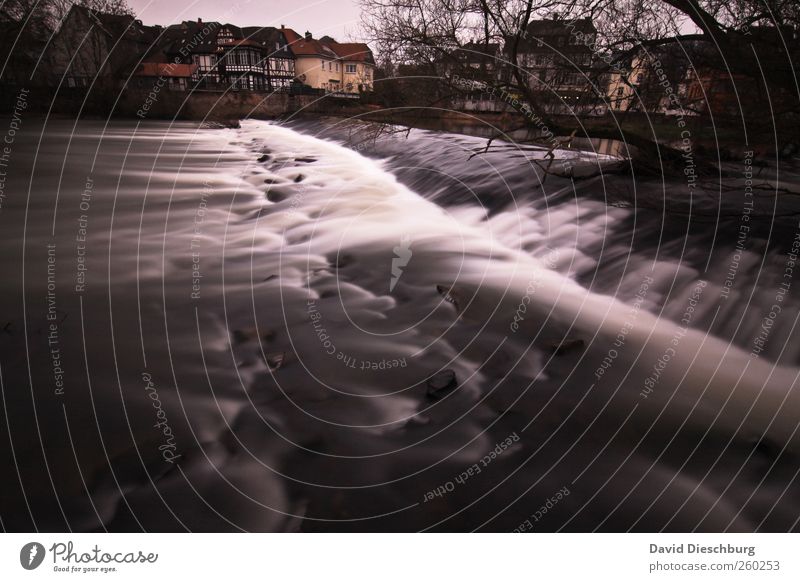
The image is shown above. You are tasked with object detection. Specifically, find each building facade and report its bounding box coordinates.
[46,5,156,88]
[140,20,295,92]
[512,17,601,115]
[320,38,376,93]
[43,7,374,97]
[282,28,375,94]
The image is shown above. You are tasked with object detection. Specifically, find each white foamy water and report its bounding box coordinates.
[1,118,797,532]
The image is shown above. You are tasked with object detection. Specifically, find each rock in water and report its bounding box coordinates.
[264,352,286,371]
[232,329,253,345]
[543,338,585,356]
[426,369,458,400]
[436,284,461,313]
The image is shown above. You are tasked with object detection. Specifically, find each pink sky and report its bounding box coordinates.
[126,0,363,42]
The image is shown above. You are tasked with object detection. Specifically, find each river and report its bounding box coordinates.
[0,117,798,532]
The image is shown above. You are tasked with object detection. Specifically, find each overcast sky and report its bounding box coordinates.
[126,0,363,42]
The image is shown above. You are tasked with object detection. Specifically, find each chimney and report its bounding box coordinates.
[280,24,284,29]
[305,31,312,40]
[197,17,202,24]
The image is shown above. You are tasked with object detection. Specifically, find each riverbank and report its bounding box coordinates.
[300,107,784,162]
[2,83,788,162]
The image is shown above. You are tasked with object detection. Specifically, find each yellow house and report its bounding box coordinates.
[320,37,375,93]
[606,54,646,111]
[282,27,374,94]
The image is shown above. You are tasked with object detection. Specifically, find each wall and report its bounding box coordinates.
[341,61,374,93]
[294,56,341,91]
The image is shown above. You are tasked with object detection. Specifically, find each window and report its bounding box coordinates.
[218,28,234,44]
[617,87,624,96]
[194,54,216,70]
[321,59,325,69]
[345,64,357,73]
[168,77,187,91]
[335,63,339,72]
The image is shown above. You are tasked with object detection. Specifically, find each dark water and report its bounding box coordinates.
[0,117,798,532]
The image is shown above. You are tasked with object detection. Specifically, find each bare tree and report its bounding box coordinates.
[359,0,800,167]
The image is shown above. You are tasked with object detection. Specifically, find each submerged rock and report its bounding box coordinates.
[200,119,240,129]
[542,338,585,356]
[266,189,287,202]
[330,253,355,269]
[426,369,458,400]
[436,284,462,313]
[232,329,257,345]
[264,351,287,371]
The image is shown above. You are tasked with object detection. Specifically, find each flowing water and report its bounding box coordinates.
[1,117,798,532]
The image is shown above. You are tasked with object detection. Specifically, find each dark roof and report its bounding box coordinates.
[513,18,597,53]
[457,42,501,65]
[241,26,293,58]
[525,17,596,36]
[158,21,221,54]
[322,41,375,64]
[153,21,293,58]
[462,42,501,54]
[134,62,197,77]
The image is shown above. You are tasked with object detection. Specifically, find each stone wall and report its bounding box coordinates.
[0,82,373,121]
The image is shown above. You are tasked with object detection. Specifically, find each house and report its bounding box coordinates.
[320,37,376,93]
[45,4,156,88]
[445,42,512,113]
[683,28,798,117]
[141,19,295,92]
[511,17,601,115]
[282,28,375,94]
[683,67,752,116]
[456,41,503,82]
[605,53,647,112]
[281,28,343,92]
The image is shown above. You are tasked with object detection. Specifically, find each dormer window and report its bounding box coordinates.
[218,28,234,44]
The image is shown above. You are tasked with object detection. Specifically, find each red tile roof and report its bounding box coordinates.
[281,27,373,63]
[135,62,197,77]
[323,41,374,64]
[281,27,337,58]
